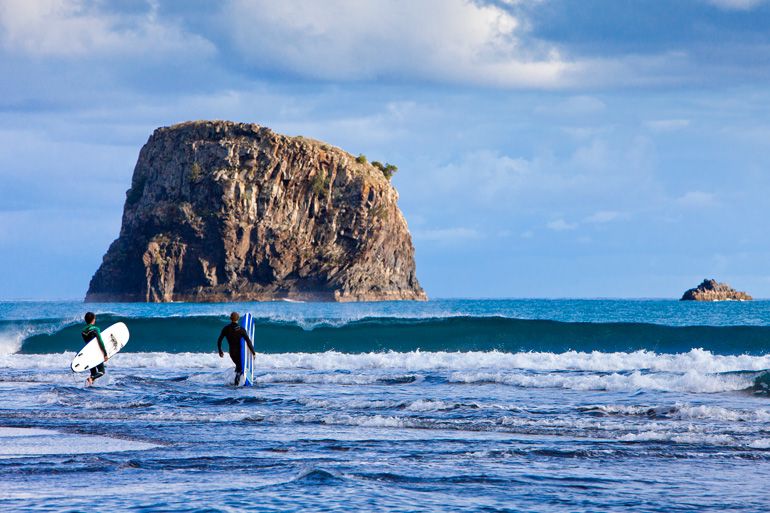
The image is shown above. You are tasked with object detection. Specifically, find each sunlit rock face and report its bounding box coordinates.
[86,121,426,303]
[681,279,752,301]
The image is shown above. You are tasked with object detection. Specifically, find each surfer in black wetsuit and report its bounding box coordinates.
[82,312,108,385]
[217,312,255,385]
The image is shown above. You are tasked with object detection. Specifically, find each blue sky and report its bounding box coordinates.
[1,0,770,299]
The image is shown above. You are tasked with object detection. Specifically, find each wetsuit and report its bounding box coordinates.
[81,324,108,381]
[217,322,255,378]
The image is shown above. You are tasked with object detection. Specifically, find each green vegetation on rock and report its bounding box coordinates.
[369,204,388,221]
[311,170,330,197]
[190,162,202,182]
[372,161,398,180]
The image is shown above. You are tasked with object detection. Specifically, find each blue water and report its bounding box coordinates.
[2,299,770,512]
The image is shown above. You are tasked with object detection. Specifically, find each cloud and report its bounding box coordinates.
[539,211,624,234]
[0,0,213,58]
[413,227,482,243]
[676,191,717,207]
[561,126,609,140]
[277,100,434,147]
[536,95,606,116]
[0,0,755,94]
[418,150,533,203]
[403,128,660,230]
[222,0,577,88]
[706,0,766,10]
[584,210,622,223]
[546,219,577,231]
[644,119,691,132]
[217,1,728,90]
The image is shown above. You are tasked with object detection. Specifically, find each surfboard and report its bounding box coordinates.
[239,313,255,386]
[71,322,130,373]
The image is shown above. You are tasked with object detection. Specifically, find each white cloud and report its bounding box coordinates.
[546,219,577,231]
[218,1,706,89]
[561,126,610,140]
[706,0,766,10]
[644,119,691,132]
[422,150,533,201]
[223,0,577,88]
[537,95,606,116]
[0,0,213,57]
[676,191,717,207]
[570,138,611,171]
[278,100,433,147]
[584,210,622,223]
[413,227,482,242]
[0,0,716,90]
[405,130,660,225]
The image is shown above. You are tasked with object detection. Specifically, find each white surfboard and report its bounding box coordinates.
[71,322,130,373]
[239,313,255,386]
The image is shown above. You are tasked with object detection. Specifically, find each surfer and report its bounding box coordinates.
[81,312,108,385]
[217,312,256,385]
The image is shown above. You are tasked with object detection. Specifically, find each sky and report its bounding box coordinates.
[1,0,770,299]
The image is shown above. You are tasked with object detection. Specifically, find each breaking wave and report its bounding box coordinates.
[2,349,769,395]
[5,314,770,355]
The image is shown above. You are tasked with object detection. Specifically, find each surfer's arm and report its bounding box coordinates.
[94,328,108,359]
[217,328,226,356]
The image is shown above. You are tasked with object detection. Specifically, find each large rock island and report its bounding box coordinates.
[86,121,426,302]
[680,279,752,301]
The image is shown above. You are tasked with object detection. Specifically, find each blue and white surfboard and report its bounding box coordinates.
[239,313,255,386]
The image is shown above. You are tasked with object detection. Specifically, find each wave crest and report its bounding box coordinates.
[7,314,770,356]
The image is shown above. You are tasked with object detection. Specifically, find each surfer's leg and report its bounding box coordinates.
[229,351,243,385]
[92,363,105,380]
[87,366,98,385]
[229,352,243,373]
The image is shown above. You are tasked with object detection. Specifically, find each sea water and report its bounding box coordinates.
[1,299,769,512]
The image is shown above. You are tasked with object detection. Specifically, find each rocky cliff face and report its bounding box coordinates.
[680,279,752,301]
[86,121,426,302]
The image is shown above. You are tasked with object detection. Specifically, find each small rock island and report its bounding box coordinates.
[680,279,752,301]
[86,121,426,302]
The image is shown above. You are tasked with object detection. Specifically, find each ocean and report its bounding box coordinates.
[1,299,769,512]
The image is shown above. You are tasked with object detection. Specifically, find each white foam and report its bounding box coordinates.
[0,427,158,458]
[449,369,754,393]
[299,398,395,409]
[404,399,459,411]
[0,330,23,355]
[321,414,408,428]
[748,439,770,449]
[256,371,421,386]
[590,403,770,422]
[245,348,770,374]
[253,372,385,385]
[0,427,56,437]
[1,349,768,394]
[618,431,736,445]
[3,348,770,374]
[0,352,228,370]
